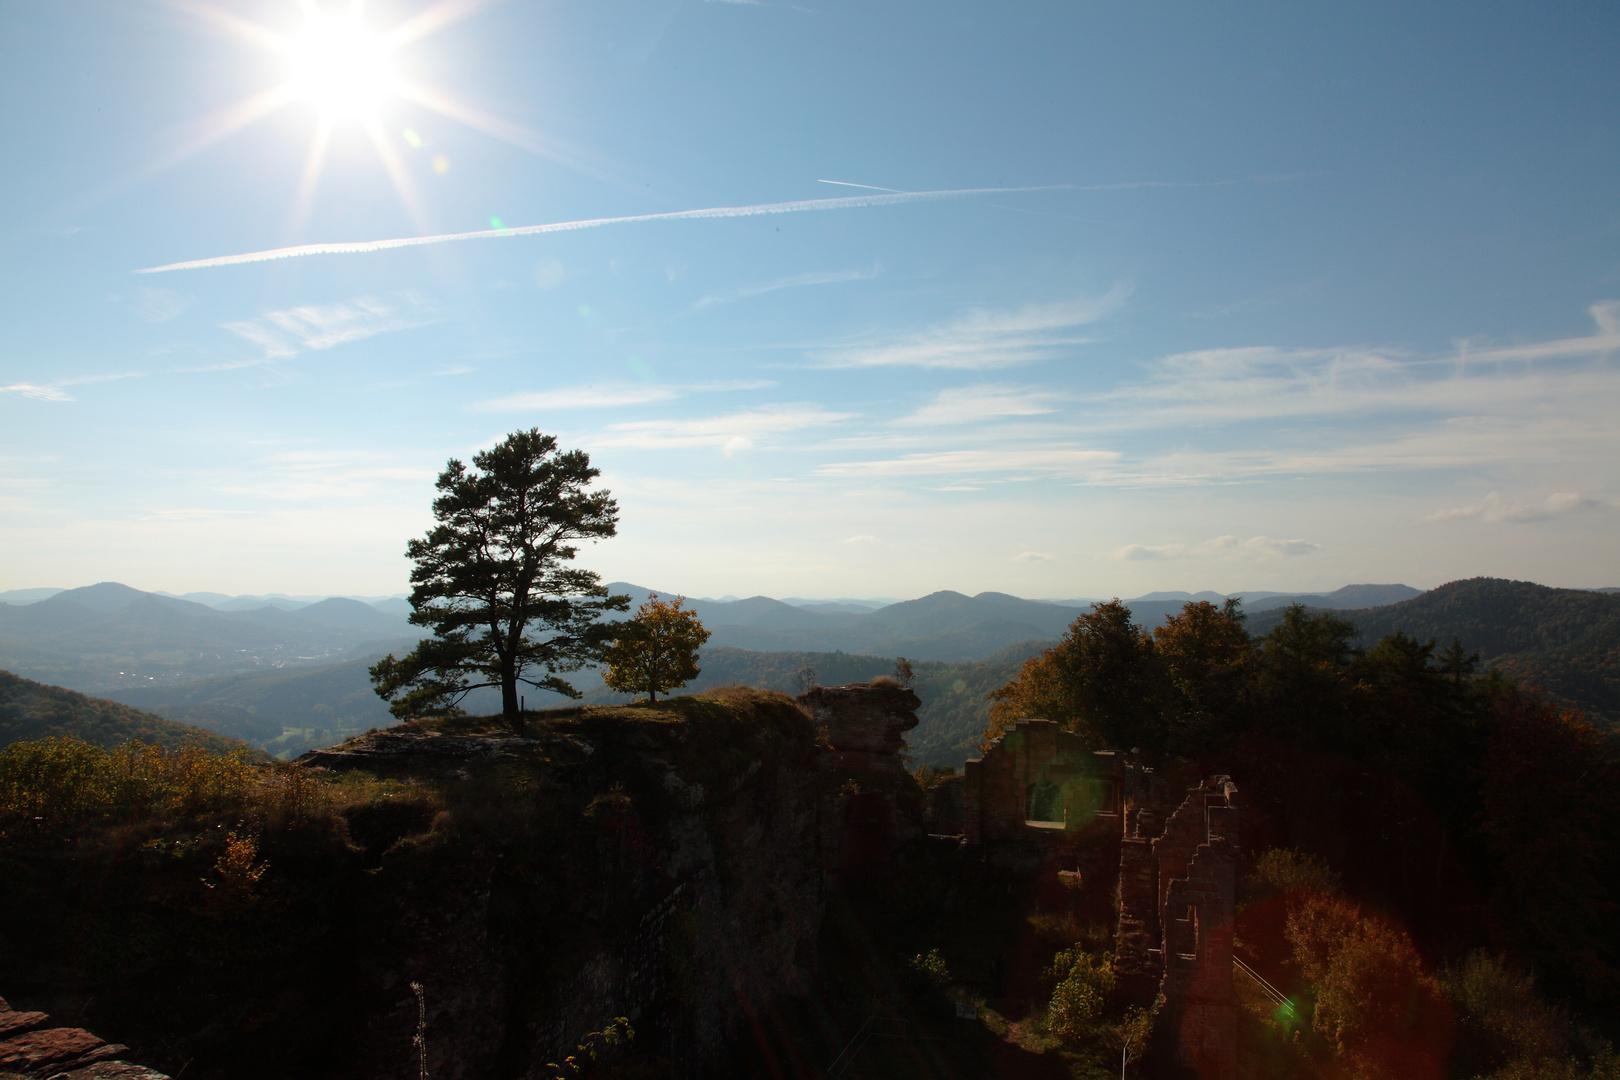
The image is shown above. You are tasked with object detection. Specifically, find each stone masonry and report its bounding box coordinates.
[1117,776,1240,1080]
[964,721,1239,1080]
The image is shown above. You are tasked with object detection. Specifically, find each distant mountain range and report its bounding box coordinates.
[600,581,1424,661]
[0,582,412,695]
[7,577,1614,765]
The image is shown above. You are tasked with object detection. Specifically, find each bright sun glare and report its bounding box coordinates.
[288,11,395,120]
[169,0,553,233]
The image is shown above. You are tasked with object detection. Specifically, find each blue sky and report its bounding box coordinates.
[1,0,1617,599]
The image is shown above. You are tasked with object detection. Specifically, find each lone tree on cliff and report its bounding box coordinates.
[370,429,628,726]
[600,594,711,703]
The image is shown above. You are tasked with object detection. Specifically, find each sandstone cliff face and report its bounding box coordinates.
[302,691,827,1080]
[0,690,828,1080]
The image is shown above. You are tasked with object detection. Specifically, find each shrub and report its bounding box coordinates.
[910,948,949,987]
[0,736,257,836]
[1248,847,1340,901]
[1285,893,1449,1079]
[1045,947,1115,1045]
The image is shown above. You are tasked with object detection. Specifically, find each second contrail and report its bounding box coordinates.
[136,186,1070,274]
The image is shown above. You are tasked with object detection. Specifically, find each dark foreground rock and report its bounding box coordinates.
[0,997,164,1079]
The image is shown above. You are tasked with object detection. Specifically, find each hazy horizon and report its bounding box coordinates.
[3,3,1616,598]
[8,578,1609,614]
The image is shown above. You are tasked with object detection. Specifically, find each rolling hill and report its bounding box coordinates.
[0,582,411,694]
[0,670,253,754]
[606,583,1085,662]
[1246,578,1620,726]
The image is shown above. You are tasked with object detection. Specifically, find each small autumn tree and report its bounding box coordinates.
[601,594,711,703]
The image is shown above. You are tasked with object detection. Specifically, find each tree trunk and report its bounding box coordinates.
[502,659,520,722]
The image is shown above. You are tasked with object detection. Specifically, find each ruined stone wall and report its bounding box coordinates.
[961,720,1124,884]
[1115,776,1240,1080]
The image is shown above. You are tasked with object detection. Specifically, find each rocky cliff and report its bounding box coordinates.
[0,689,829,1080]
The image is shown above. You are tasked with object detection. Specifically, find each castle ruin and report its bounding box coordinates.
[960,718,1239,1080]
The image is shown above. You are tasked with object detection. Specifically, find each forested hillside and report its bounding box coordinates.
[109,657,400,759]
[1247,578,1620,725]
[0,670,252,754]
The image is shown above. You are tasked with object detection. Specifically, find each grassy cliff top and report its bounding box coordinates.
[394,684,811,736]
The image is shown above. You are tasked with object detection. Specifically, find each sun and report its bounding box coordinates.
[164,0,569,235]
[287,10,396,120]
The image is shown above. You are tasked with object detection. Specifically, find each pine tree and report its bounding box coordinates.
[370,429,627,727]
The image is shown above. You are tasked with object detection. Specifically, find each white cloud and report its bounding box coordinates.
[595,404,855,453]
[470,379,776,412]
[1013,551,1054,562]
[476,383,681,411]
[1100,301,1620,432]
[1117,535,1318,561]
[1119,544,1181,561]
[810,289,1127,370]
[818,447,1118,478]
[1424,491,1613,524]
[691,267,878,311]
[844,534,875,544]
[0,383,73,402]
[892,385,1062,426]
[224,293,434,358]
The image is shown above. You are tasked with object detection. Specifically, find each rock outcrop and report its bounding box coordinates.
[0,997,167,1079]
[293,690,828,1080]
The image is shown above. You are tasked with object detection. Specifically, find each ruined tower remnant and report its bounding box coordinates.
[1116,776,1240,1080]
[798,680,924,877]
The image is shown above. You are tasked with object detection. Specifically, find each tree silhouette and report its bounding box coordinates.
[370,430,627,727]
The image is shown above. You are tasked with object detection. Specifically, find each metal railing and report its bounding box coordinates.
[826,1016,910,1079]
[1233,955,1292,1011]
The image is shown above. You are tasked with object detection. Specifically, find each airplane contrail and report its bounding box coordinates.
[135,186,1069,273]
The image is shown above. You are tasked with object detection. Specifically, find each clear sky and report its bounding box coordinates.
[2,0,1617,599]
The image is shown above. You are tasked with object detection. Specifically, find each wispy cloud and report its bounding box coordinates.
[224,294,434,358]
[1013,551,1054,562]
[1424,491,1614,524]
[818,446,1118,478]
[811,290,1127,370]
[691,267,877,311]
[478,383,680,411]
[1118,535,1319,561]
[596,404,855,455]
[221,449,439,501]
[118,287,191,323]
[0,383,74,402]
[470,379,775,412]
[137,186,1076,274]
[844,534,875,544]
[893,385,1062,426]
[1,371,148,403]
